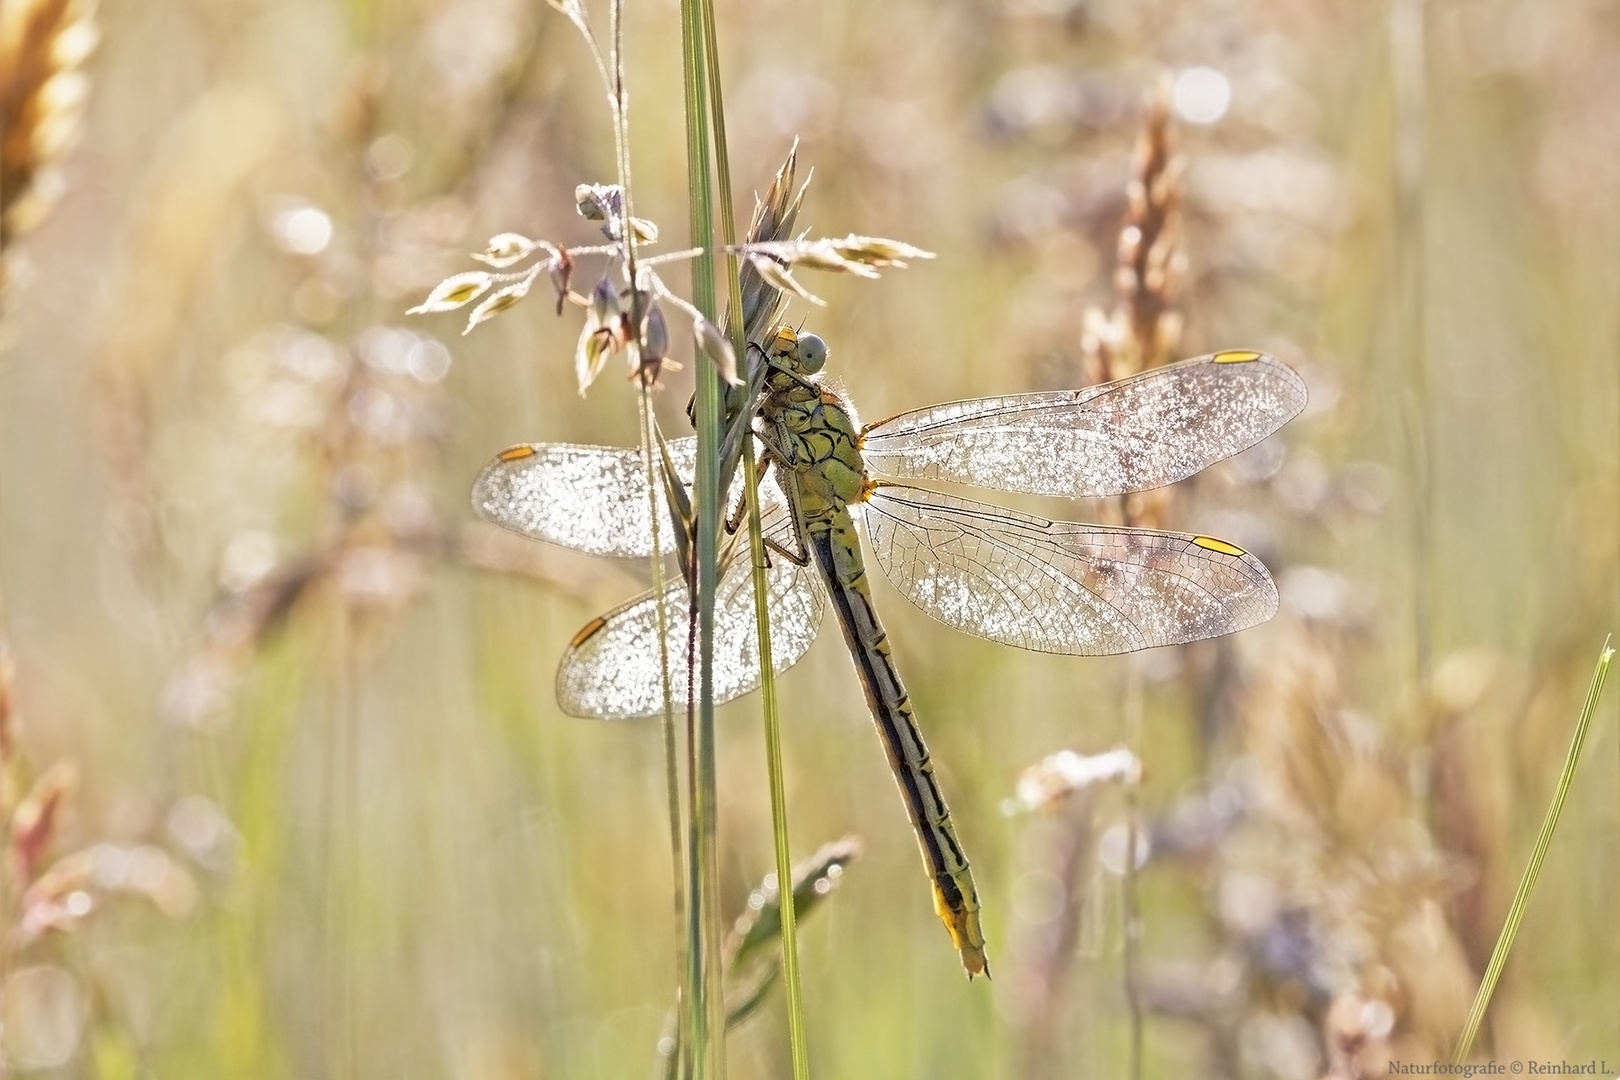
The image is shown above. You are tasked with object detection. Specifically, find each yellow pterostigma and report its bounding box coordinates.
[474,327,1308,977]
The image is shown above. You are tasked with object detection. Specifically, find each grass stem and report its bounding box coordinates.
[696,1,811,1075]
[679,1,725,1074]
[1121,662,1145,1080]
[1451,637,1613,1063]
[641,388,690,1076]
[1390,0,1433,685]
[740,440,811,1080]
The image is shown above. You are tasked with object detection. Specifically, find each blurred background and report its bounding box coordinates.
[1,0,1616,1076]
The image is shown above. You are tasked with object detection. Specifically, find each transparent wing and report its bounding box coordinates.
[861,351,1307,499]
[556,506,826,719]
[472,438,700,558]
[474,438,786,558]
[862,485,1278,655]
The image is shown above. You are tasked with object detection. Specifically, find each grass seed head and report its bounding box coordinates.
[0,0,98,277]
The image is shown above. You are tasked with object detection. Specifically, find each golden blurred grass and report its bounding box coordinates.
[0,0,1616,1076]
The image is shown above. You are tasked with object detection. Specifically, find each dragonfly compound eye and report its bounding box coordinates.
[794,333,828,375]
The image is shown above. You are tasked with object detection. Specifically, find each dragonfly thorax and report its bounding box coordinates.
[758,340,869,519]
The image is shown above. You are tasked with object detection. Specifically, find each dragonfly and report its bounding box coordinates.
[474,327,1308,977]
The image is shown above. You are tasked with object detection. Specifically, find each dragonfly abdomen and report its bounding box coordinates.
[807,509,989,978]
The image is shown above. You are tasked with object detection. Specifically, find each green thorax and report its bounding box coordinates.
[758,333,868,528]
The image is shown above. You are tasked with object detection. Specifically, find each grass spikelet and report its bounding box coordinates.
[1003,751,1138,1079]
[1113,87,1184,374]
[1084,85,1185,534]
[0,0,97,262]
[656,836,863,1077]
[1083,82,1184,389]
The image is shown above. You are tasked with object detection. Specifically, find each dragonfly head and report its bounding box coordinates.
[765,325,828,381]
[792,333,828,375]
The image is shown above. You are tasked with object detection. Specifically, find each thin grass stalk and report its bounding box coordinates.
[696,0,745,369]
[682,584,704,1080]
[0,631,13,1041]
[600,0,688,1065]
[696,4,810,1075]
[1121,662,1145,1080]
[322,603,359,1078]
[608,0,638,284]
[739,441,811,1080]
[207,620,321,1072]
[1451,637,1614,1064]
[692,9,741,1070]
[679,0,724,1074]
[641,388,689,1076]
[1390,0,1432,684]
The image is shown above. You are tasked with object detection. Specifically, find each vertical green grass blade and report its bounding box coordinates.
[1451,636,1613,1064]
[697,2,810,1076]
[679,1,723,1076]
[739,441,811,1080]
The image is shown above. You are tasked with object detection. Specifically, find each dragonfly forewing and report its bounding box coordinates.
[862,484,1279,655]
[473,440,700,557]
[474,438,786,558]
[861,350,1307,500]
[556,505,826,719]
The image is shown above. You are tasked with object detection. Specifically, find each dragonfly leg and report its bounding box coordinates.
[762,532,810,568]
[767,364,821,394]
[725,455,775,535]
[752,422,798,471]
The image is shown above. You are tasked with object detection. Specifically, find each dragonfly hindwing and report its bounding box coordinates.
[861,484,1279,655]
[556,504,826,719]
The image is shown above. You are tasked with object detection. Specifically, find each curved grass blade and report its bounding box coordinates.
[1451,637,1613,1065]
[656,838,862,1080]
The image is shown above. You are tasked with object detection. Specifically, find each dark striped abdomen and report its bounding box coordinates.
[807,508,988,977]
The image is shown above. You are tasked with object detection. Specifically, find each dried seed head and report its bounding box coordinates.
[745,239,880,278]
[0,636,14,764]
[728,837,863,972]
[694,317,741,386]
[572,278,636,394]
[641,301,668,359]
[573,182,656,243]
[407,271,495,314]
[745,252,825,306]
[827,234,935,268]
[472,232,539,268]
[574,319,617,395]
[626,216,658,244]
[735,143,808,339]
[1114,85,1184,370]
[464,275,533,333]
[548,248,574,315]
[636,301,671,388]
[9,759,77,884]
[1013,747,1140,813]
[0,0,99,258]
[1080,306,1127,385]
[574,182,622,223]
[589,275,620,325]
